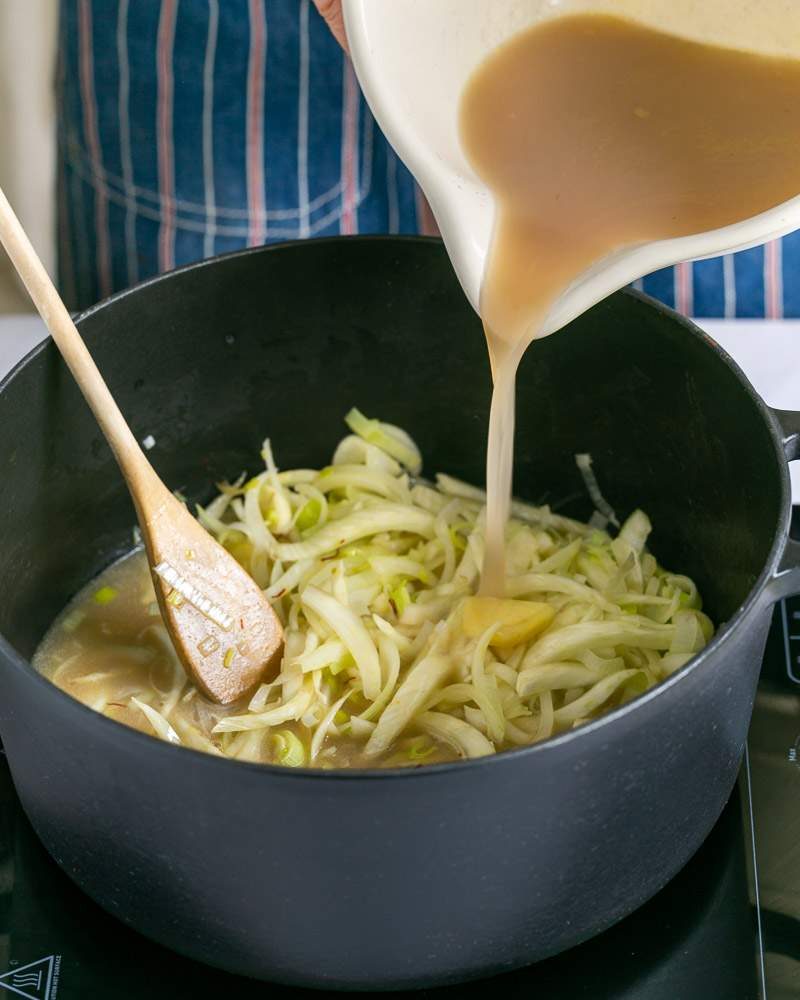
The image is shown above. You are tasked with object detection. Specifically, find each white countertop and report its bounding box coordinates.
[0,314,47,380]
[2,313,799,496]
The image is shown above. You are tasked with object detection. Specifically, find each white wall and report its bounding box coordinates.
[0,0,57,313]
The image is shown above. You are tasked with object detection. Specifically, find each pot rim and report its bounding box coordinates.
[0,235,790,781]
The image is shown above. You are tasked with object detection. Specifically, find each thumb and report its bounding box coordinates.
[312,0,349,53]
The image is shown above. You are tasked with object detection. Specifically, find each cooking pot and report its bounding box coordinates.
[0,237,796,990]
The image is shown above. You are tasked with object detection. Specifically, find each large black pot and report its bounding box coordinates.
[0,238,797,991]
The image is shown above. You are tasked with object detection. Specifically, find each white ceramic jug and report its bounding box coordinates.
[343,0,800,335]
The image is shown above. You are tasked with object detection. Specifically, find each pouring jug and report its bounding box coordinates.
[343,0,800,335]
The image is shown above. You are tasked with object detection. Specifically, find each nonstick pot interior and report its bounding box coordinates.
[0,237,780,660]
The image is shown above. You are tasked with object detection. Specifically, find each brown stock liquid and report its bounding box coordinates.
[459,14,800,594]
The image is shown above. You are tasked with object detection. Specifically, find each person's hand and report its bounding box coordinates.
[313,1,348,53]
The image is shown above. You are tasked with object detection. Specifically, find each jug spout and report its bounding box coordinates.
[344,0,800,337]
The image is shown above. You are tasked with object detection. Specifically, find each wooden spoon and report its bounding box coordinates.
[0,186,283,704]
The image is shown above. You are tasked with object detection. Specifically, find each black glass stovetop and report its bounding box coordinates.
[2,574,800,998]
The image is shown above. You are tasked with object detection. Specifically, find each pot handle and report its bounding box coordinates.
[767,408,800,602]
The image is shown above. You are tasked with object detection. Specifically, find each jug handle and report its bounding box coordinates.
[766,408,800,602]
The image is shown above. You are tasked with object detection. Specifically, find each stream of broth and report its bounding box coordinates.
[460,13,800,594]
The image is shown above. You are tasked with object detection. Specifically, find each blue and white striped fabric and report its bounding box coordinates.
[635,242,800,319]
[57,0,800,318]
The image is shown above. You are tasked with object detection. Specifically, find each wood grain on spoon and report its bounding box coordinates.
[0,185,283,704]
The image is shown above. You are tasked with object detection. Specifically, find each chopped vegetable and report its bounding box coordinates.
[389,581,412,616]
[273,730,307,767]
[93,586,118,606]
[39,410,713,770]
[417,711,494,758]
[407,736,435,760]
[345,407,422,474]
[131,697,180,744]
[462,597,555,649]
[302,586,382,700]
[165,588,184,608]
[575,453,619,528]
[295,498,322,533]
[61,609,86,632]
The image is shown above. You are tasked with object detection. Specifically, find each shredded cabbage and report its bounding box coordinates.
[575,453,619,528]
[131,697,181,744]
[345,407,422,474]
[193,419,713,766]
[43,409,714,769]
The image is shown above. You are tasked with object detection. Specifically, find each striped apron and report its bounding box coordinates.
[58,0,800,318]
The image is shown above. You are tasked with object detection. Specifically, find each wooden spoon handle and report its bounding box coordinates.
[0,186,284,704]
[0,185,156,490]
